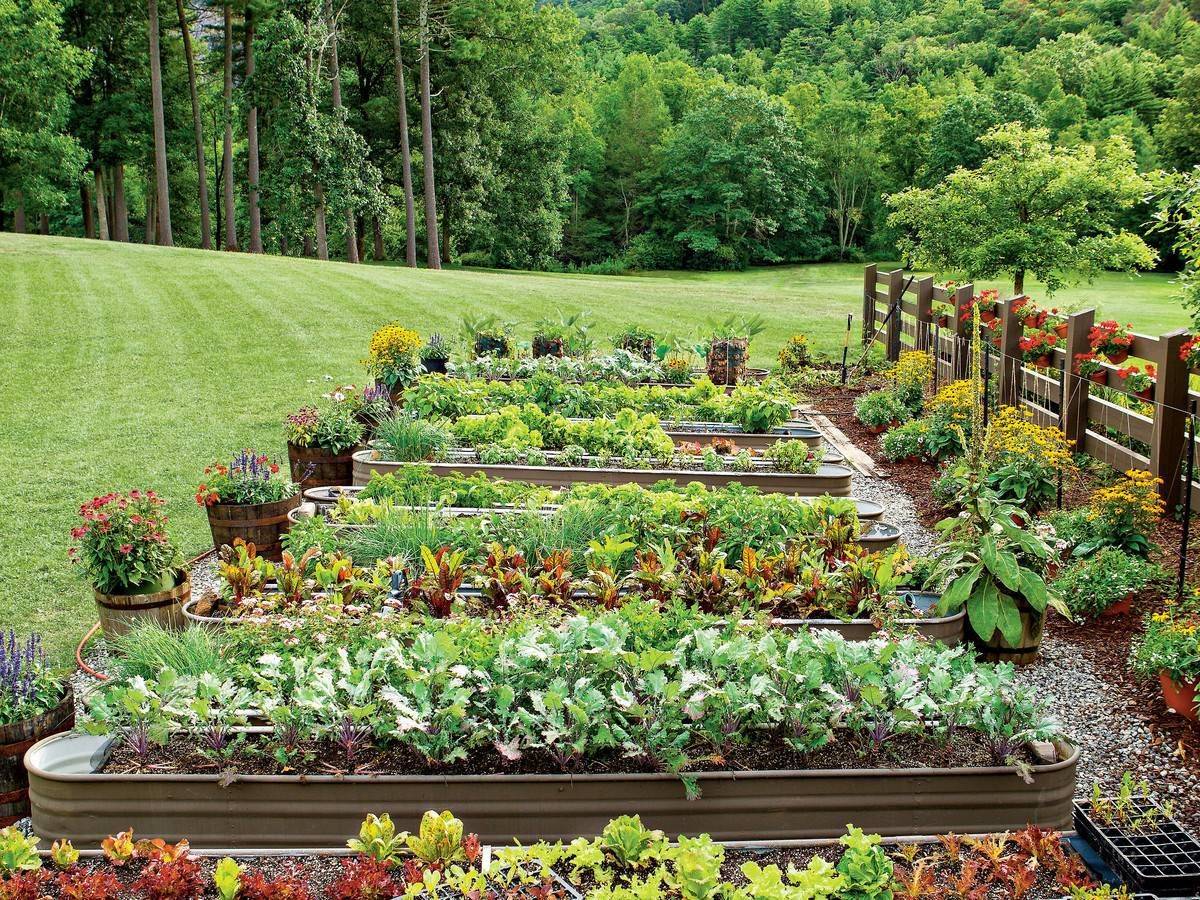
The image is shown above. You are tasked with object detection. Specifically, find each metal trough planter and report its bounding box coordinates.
[27,733,1077,849]
[351,453,854,496]
[299,487,885,520]
[662,421,822,450]
[771,592,965,647]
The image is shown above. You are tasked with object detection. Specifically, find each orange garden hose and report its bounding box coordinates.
[74,548,215,683]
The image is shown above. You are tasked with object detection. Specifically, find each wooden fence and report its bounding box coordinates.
[863,265,1200,511]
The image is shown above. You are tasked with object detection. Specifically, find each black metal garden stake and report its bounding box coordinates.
[840,314,852,385]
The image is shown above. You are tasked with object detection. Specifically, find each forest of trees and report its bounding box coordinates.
[3,0,1200,272]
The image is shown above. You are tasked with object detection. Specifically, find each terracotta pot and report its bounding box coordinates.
[1088,370,1107,385]
[1032,355,1051,369]
[1024,315,1041,328]
[0,688,74,826]
[1105,349,1129,365]
[1135,387,1153,401]
[980,310,997,324]
[205,494,301,561]
[936,314,950,328]
[1101,592,1133,618]
[867,423,887,434]
[1054,323,1069,338]
[1159,672,1199,721]
[93,574,189,639]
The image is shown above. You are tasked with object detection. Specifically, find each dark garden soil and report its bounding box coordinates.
[101,730,1032,778]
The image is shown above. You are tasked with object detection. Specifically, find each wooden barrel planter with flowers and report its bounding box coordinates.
[94,575,190,639]
[287,443,356,491]
[206,496,300,561]
[0,686,74,826]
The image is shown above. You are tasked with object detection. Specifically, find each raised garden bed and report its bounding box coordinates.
[351,452,854,495]
[662,420,822,450]
[26,732,1077,849]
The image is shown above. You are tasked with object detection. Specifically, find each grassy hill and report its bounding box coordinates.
[0,234,1187,659]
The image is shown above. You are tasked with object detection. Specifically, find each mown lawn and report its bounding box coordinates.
[0,234,1188,659]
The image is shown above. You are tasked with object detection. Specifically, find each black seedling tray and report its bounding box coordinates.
[484,860,583,899]
[1074,798,1200,895]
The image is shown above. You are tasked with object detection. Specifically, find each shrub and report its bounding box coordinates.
[363,323,421,389]
[854,389,910,430]
[71,490,183,594]
[889,350,933,411]
[1054,549,1166,620]
[777,334,811,373]
[1132,587,1200,682]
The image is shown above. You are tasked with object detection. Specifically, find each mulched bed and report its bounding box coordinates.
[102,731,1031,778]
[807,380,1200,836]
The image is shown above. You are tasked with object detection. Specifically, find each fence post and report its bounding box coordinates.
[952,284,973,379]
[1151,328,1190,509]
[1059,308,1094,451]
[915,276,934,352]
[886,269,903,362]
[998,295,1026,407]
[862,264,877,347]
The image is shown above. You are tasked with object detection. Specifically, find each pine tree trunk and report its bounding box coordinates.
[13,191,25,233]
[246,9,263,253]
[94,168,110,240]
[372,215,384,260]
[221,4,238,250]
[113,163,129,241]
[82,184,94,238]
[315,184,329,260]
[418,0,440,269]
[148,0,173,245]
[176,0,211,249]
[39,214,49,235]
[391,0,417,267]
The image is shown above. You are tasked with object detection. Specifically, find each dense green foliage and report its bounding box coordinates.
[5,0,1200,272]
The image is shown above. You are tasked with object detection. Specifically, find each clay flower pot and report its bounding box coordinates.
[1088,370,1108,386]
[1032,355,1051,369]
[1159,672,1199,721]
[1054,323,1069,338]
[867,423,887,435]
[1101,592,1134,618]
[1105,349,1129,365]
[1135,387,1153,401]
[980,310,997,324]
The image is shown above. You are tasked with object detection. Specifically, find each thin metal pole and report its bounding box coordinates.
[840,314,852,385]
[1178,400,1196,602]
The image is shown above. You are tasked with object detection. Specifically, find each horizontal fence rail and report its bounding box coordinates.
[863,265,1200,512]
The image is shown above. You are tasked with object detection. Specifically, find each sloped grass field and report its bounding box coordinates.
[0,233,1185,659]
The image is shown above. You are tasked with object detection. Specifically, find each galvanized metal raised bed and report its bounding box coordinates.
[351,452,854,496]
[27,733,1077,849]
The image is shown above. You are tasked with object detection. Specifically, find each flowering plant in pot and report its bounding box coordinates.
[70,490,187,636]
[0,631,73,825]
[1088,320,1135,364]
[1053,548,1166,620]
[419,334,451,375]
[195,451,300,560]
[1181,335,1200,372]
[1133,586,1200,720]
[1074,352,1107,385]
[1012,298,1047,329]
[531,320,570,358]
[283,402,366,490]
[363,322,421,403]
[462,314,513,358]
[854,389,910,434]
[1018,331,1058,368]
[1118,363,1156,400]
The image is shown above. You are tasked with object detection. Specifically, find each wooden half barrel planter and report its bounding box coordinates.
[93,574,190,638]
[206,494,301,561]
[0,687,74,826]
[286,442,357,491]
[352,452,854,496]
[27,733,1078,849]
